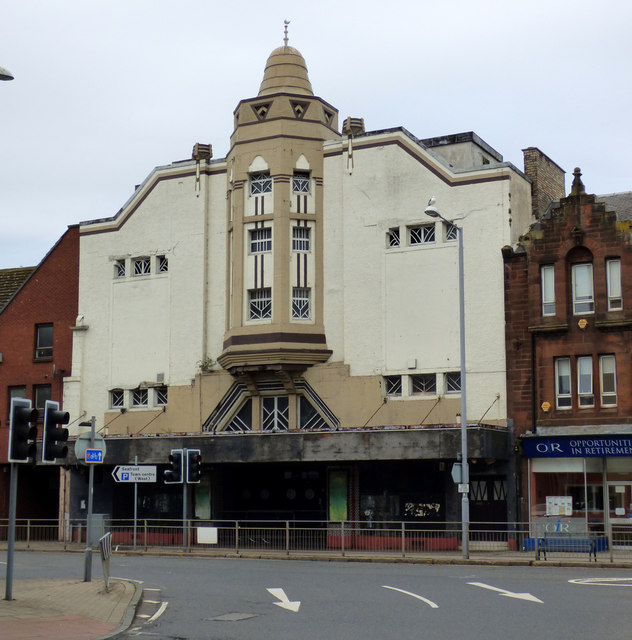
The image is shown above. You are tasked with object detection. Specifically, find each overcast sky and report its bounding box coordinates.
[1,0,630,268]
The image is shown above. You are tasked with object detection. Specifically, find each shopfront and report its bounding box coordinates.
[523,435,632,540]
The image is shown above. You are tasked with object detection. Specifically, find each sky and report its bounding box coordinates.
[1,0,631,268]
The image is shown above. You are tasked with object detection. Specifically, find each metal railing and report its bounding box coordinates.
[1,518,631,563]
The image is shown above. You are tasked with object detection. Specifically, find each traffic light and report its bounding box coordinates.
[187,449,202,483]
[8,398,38,463]
[164,449,183,483]
[42,400,70,463]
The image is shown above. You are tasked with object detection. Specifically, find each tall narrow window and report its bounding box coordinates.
[555,357,572,408]
[114,259,126,278]
[248,288,272,320]
[292,226,311,252]
[600,355,617,406]
[577,356,594,407]
[249,227,272,253]
[35,323,53,359]
[445,223,458,242]
[34,384,51,410]
[387,228,400,248]
[606,259,622,310]
[110,389,124,408]
[291,287,311,319]
[572,263,594,314]
[541,264,556,316]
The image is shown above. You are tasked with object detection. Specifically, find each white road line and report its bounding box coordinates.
[146,601,169,624]
[382,585,439,608]
[467,582,543,603]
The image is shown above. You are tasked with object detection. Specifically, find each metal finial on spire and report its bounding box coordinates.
[283,20,290,46]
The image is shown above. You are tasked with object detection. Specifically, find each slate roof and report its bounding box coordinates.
[596,191,632,221]
[0,266,35,312]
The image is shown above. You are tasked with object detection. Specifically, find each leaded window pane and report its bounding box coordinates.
[445,372,461,393]
[249,288,272,320]
[292,287,310,319]
[292,226,310,252]
[262,396,289,431]
[133,257,151,276]
[412,374,436,394]
[250,172,272,195]
[384,376,402,396]
[250,227,272,253]
[292,171,310,193]
[409,224,435,245]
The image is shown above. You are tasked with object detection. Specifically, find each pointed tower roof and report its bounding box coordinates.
[258,45,313,96]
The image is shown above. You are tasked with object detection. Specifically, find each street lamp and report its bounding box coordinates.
[424,197,470,559]
[0,66,14,81]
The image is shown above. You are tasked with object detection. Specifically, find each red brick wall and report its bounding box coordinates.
[0,226,79,464]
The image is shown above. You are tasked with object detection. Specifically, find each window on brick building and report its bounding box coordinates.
[34,384,51,411]
[541,264,556,316]
[571,263,594,314]
[34,323,53,359]
[606,259,622,310]
[600,355,617,406]
[555,357,572,409]
[577,356,594,407]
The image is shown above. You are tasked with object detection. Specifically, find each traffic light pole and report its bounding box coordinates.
[182,469,188,550]
[4,463,18,601]
[83,416,96,582]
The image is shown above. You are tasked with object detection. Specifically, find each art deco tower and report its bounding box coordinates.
[218,38,338,376]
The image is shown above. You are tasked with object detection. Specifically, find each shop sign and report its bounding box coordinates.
[522,435,632,458]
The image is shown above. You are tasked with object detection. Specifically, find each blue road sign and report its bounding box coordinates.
[85,448,104,464]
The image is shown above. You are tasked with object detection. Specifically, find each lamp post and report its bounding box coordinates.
[424,198,469,559]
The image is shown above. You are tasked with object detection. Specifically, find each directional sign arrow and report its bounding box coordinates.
[467,582,543,603]
[267,588,301,613]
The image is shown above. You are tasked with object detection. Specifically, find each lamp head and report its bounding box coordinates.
[424,196,439,218]
[0,66,14,81]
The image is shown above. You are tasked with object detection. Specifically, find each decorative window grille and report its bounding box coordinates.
[445,223,458,242]
[555,357,572,408]
[445,372,461,393]
[600,355,617,406]
[493,480,507,501]
[409,224,435,245]
[571,263,594,314]
[249,288,272,320]
[411,374,436,394]
[262,396,289,431]
[384,375,402,396]
[292,287,311,319]
[250,227,272,253]
[133,257,151,276]
[387,228,400,248]
[225,399,253,432]
[541,264,556,316]
[157,255,169,273]
[292,226,311,252]
[110,389,124,408]
[250,172,272,195]
[299,396,329,430]
[131,388,148,407]
[114,260,126,278]
[35,323,53,359]
[606,259,622,310]
[292,171,310,193]
[577,356,594,407]
[155,386,168,406]
[470,480,488,501]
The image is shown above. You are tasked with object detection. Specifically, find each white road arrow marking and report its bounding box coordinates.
[569,577,632,587]
[267,588,301,613]
[467,582,543,603]
[382,585,439,608]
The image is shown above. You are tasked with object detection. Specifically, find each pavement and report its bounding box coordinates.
[0,576,142,640]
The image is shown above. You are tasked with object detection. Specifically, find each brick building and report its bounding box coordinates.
[0,226,79,519]
[504,168,632,539]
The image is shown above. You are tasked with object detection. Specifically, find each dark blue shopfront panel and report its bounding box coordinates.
[522,436,632,458]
